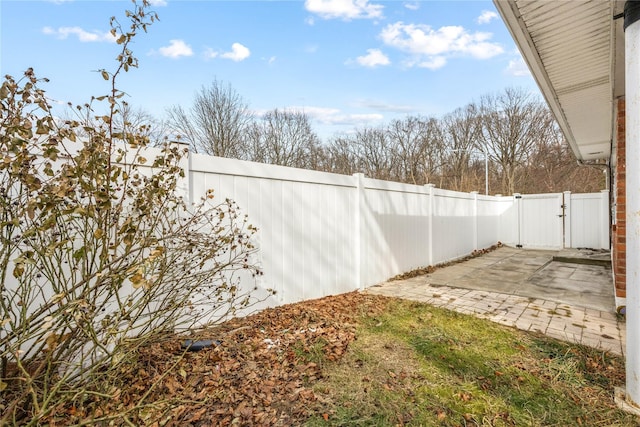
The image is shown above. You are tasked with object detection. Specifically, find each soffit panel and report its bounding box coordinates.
[559,84,611,157]
[495,0,615,161]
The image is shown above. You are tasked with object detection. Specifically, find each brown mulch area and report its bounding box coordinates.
[60,292,391,426]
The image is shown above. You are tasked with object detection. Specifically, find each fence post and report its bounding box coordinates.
[171,140,191,206]
[471,191,479,251]
[186,144,193,207]
[514,193,522,248]
[426,184,436,266]
[354,173,365,290]
[600,189,611,250]
[563,191,572,249]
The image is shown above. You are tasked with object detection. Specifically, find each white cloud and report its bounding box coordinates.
[148,0,168,6]
[506,56,531,77]
[404,2,419,11]
[204,48,218,59]
[417,56,447,70]
[158,39,193,58]
[477,10,498,25]
[355,49,390,68]
[221,43,251,61]
[42,26,116,43]
[271,106,383,126]
[329,112,384,125]
[354,99,415,113]
[305,0,384,21]
[379,22,504,69]
[204,43,250,61]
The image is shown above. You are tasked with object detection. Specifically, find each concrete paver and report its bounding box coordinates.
[366,246,625,356]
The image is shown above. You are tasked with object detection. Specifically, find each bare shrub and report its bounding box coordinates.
[0,2,269,424]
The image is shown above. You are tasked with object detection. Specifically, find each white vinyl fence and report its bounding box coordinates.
[189,154,510,307]
[184,151,609,309]
[4,143,609,315]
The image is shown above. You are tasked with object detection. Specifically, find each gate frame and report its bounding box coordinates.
[510,190,609,251]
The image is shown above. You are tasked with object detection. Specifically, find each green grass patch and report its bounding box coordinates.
[293,338,329,364]
[308,298,636,426]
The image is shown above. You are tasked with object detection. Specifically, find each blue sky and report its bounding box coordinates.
[1,0,538,141]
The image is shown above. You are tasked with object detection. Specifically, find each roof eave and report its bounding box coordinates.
[493,0,605,162]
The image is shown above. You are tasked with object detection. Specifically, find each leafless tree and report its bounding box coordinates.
[324,136,359,176]
[385,116,443,185]
[323,126,399,180]
[424,118,450,186]
[387,116,425,184]
[440,104,483,191]
[479,87,552,195]
[245,108,321,169]
[162,80,601,194]
[116,102,170,146]
[166,80,252,157]
[351,126,398,181]
[523,123,605,193]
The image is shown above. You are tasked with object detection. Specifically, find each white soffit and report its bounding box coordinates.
[494,0,615,161]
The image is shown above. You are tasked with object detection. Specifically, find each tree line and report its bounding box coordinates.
[126,81,605,195]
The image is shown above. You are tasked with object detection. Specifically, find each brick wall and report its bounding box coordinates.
[614,97,626,298]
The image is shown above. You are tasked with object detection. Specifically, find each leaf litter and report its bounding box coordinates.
[51,291,389,426]
[41,290,637,426]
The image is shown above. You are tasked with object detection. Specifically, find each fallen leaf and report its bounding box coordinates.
[458,391,473,401]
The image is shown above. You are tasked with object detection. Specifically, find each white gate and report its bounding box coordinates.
[516,193,564,249]
[504,191,609,250]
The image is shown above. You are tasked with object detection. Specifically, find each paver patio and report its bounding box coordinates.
[366,246,625,356]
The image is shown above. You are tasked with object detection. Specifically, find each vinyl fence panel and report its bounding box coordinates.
[431,188,477,264]
[359,177,432,287]
[565,191,610,249]
[478,195,511,249]
[497,195,520,247]
[190,155,358,307]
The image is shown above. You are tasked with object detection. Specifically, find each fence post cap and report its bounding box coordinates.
[170,140,190,146]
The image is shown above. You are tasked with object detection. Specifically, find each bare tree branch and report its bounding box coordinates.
[167,80,252,157]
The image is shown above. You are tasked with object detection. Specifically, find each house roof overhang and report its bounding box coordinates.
[493,0,625,161]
